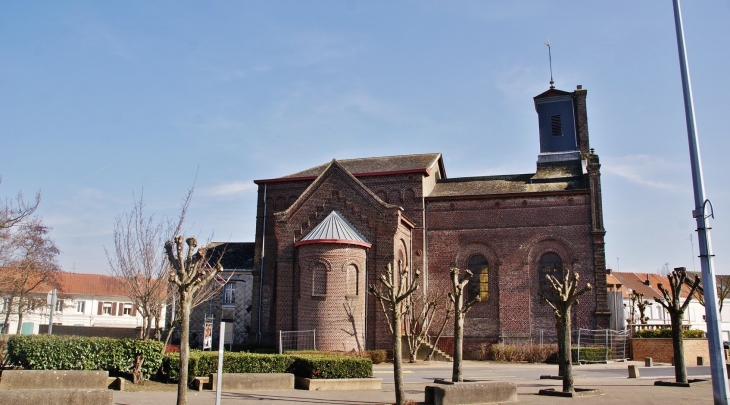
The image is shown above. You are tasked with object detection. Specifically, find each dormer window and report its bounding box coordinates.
[550,115,562,136]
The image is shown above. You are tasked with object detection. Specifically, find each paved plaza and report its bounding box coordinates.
[114,360,717,404]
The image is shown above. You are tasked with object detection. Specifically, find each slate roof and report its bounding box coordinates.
[427,172,587,199]
[258,153,443,182]
[206,242,255,270]
[295,211,371,248]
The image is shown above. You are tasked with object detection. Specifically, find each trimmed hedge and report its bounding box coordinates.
[634,329,706,339]
[571,346,611,362]
[283,349,387,364]
[161,351,372,383]
[7,335,164,380]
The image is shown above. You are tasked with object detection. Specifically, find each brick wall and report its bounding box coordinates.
[631,338,710,363]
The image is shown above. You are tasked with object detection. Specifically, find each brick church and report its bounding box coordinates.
[251,85,611,354]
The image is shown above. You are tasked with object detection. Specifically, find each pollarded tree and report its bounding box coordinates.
[632,291,653,325]
[369,262,419,405]
[448,267,481,382]
[165,236,224,405]
[538,268,592,393]
[653,267,701,384]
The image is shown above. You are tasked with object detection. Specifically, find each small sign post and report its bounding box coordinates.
[215,321,225,405]
[46,289,57,335]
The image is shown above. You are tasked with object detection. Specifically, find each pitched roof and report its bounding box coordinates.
[608,271,696,300]
[534,88,573,99]
[295,211,371,248]
[255,153,444,184]
[206,242,255,270]
[30,272,130,297]
[427,172,588,199]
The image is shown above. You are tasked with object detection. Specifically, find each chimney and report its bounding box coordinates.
[644,276,650,286]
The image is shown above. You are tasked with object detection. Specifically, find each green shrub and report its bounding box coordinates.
[161,351,372,382]
[571,346,611,362]
[7,335,164,380]
[291,355,372,379]
[634,329,705,339]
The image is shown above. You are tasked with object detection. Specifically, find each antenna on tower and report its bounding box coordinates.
[544,40,554,89]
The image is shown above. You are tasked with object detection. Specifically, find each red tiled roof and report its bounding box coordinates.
[32,272,131,297]
[609,271,697,300]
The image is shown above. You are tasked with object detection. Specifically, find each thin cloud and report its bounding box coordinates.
[202,181,256,197]
[603,155,686,192]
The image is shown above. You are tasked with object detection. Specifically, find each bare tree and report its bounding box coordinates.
[654,267,701,384]
[538,268,592,393]
[424,299,452,362]
[0,178,40,230]
[403,289,442,363]
[369,262,419,405]
[161,273,230,351]
[0,217,61,334]
[105,192,170,340]
[696,274,730,313]
[448,267,481,382]
[165,234,224,405]
[631,291,652,325]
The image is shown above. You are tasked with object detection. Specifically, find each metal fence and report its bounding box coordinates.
[498,328,629,363]
[279,329,316,354]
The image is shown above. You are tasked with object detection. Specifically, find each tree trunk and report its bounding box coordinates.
[15,310,23,335]
[176,293,192,405]
[392,308,406,405]
[556,319,565,378]
[3,297,14,334]
[561,308,574,393]
[146,315,153,341]
[452,313,464,382]
[670,310,687,384]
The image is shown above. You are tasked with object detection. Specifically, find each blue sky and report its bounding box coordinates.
[1,1,729,275]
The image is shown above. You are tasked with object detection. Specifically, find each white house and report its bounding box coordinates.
[607,270,730,340]
[1,271,164,337]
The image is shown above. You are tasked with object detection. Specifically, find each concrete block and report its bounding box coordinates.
[295,377,381,391]
[697,356,707,366]
[645,357,653,367]
[193,376,209,391]
[0,370,109,390]
[0,389,113,404]
[424,382,517,405]
[628,365,640,378]
[209,373,294,391]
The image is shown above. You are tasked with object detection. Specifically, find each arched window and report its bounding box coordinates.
[467,255,489,301]
[347,264,358,296]
[539,253,563,296]
[312,262,327,296]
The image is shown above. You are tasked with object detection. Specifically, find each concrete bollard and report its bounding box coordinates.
[645,357,653,367]
[697,356,707,366]
[628,365,640,378]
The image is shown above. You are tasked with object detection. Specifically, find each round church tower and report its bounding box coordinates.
[295,211,370,352]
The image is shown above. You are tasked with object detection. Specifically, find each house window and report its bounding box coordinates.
[55,299,63,313]
[102,302,112,315]
[222,283,236,306]
[76,301,85,314]
[346,264,359,296]
[539,253,563,297]
[312,263,327,296]
[123,303,133,315]
[467,255,489,302]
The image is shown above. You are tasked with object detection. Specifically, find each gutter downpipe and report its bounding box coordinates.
[257,183,267,343]
[672,1,729,403]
